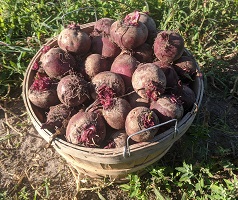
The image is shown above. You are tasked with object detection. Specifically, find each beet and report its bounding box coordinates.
[153,60,179,90]
[127,11,157,45]
[102,97,131,130]
[28,73,60,109]
[133,43,154,63]
[173,83,196,112]
[127,92,150,109]
[173,55,197,82]
[84,54,111,80]
[104,130,127,149]
[40,47,76,79]
[110,11,148,50]
[57,74,89,107]
[41,103,77,130]
[125,106,159,143]
[66,111,107,147]
[91,71,125,100]
[110,52,138,89]
[150,95,184,126]
[153,30,184,64]
[131,63,167,101]
[91,35,121,58]
[58,23,91,55]
[94,17,115,35]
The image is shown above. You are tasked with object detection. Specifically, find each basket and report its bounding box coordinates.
[22,22,204,182]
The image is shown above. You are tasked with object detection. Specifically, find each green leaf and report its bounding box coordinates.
[152,186,165,200]
[175,167,188,173]
[181,192,188,200]
[210,184,222,194]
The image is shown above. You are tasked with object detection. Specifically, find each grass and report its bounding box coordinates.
[0,0,238,199]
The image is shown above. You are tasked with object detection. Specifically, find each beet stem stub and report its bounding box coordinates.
[141,112,155,128]
[124,11,140,26]
[78,124,98,147]
[41,45,51,54]
[97,84,115,109]
[32,61,39,70]
[145,81,165,101]
[32,75,51,91]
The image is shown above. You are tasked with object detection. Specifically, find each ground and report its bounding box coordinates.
[0,59,237,200]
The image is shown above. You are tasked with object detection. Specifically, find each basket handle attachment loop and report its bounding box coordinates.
[123,119,178,158]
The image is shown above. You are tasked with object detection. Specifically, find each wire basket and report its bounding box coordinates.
[22,22,204,182]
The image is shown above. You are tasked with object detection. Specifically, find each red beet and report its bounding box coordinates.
[110,11,148,50]
[127,92,150,109]
[57,74,89,107]
[104,130,127,149]
[66,111,107,147]
[153,60,179,90]
[94,17,115,35]
[91,71,125,100]
[110,52,138,89]
[127,11,157,45]
[40,47,76,79]
[131,63,167,101]
[125,106,159,142]
[58,23,91,55]
[173,82,196,112]
[133,43,154,63]
[91,35,121,58]
[153,30,184,64]
[150,95,184,125]
[28,73,60,109]
[84,54,111,80]
[173,55,197,82]
[41,103,77,130]
[102,97,131,130]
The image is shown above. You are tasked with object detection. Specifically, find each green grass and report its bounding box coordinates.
[0,0,238,199]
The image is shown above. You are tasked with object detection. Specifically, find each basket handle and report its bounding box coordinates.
[123,119,178,158]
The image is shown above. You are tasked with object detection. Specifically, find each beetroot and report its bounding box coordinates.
[66,111,106,147]
[84,54,111,80]
[94,17,115,35]
[173,82,196,112]
[110,53,138,89]
[110,11,148,50]
[131,63,167,101]
[150,95,184,125]
[104,130,127,149]
[58,23,91,55]
[153,30,184,64]
[153,60,179,90]
[91,35,121,58]
[91,71,125,100]
[28,73,60,109]
[125,106,159,142]
[40,47,76,79]
[127,92,150,109]
[41,103,77,130]
[173,55,197,82]
[127,11,157,45]
[133,43,154,63]
[57,74,89,107]
[102,97,131,130]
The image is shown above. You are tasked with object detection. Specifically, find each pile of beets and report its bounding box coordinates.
[28,11,198,149]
